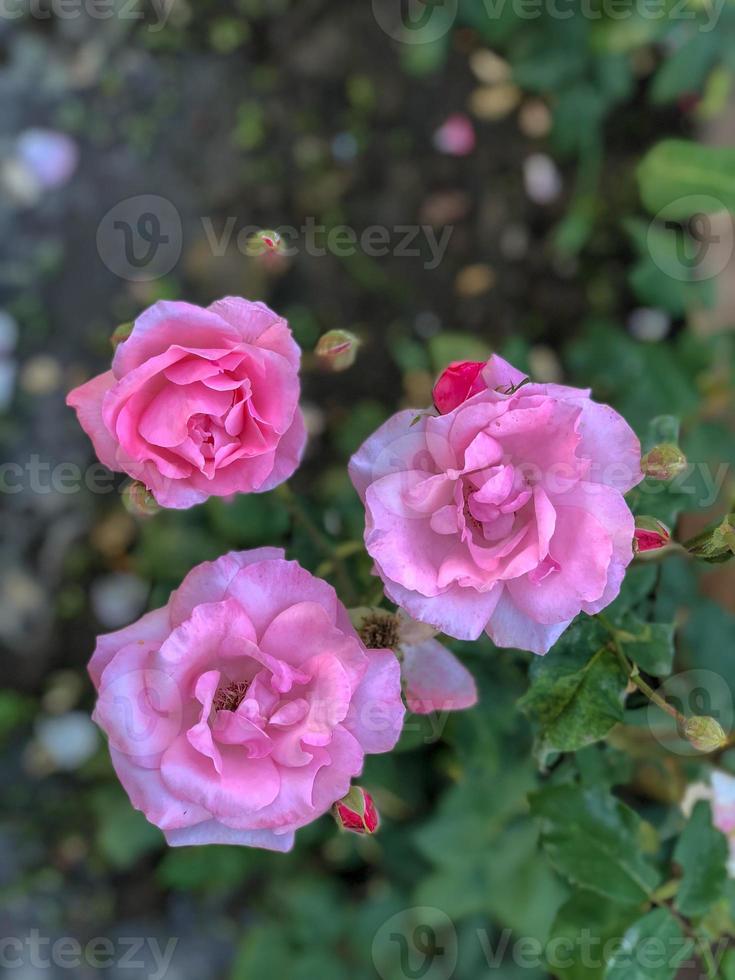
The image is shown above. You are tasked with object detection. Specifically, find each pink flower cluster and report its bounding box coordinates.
[69,298,644,849]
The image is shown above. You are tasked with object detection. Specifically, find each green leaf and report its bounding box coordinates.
[547,890,639,980]
[604,908,693,979]
[673,801,728,918]
[531,785,661,905]
[518,619,627,758]
[637,140,735,218]
[613,615,675,678]
[649,32,720,105]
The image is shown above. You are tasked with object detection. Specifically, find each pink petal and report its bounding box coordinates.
[164,821,295,850]
[343,649,405,753]
[401,638,477,713]
[66,370,119,471]
[485,588,571,655]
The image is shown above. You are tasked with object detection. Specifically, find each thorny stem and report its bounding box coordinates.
[276,484,358,605]
[597,614,685,726]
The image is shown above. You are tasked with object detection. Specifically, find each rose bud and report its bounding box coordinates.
[682,716,728,753]
[333,786,379,834]
[433,360,487,414]
[110,321,133,350]
[685,513,735,564]
[642,443,687,481]
[122,480,160,518]
[315,329,361,372]
[634,517,671,553]
[247,229,282,254]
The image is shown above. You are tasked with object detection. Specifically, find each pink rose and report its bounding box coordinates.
[89,549,405,850]
[349,354,642,655]
[67,298,306,508]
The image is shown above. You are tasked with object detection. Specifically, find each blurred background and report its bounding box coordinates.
[2,1,735,977]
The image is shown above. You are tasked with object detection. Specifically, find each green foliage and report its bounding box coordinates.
[518,619,627,760]
[673,801,728,918]
[531,785,661,905]
[637,141,735,218]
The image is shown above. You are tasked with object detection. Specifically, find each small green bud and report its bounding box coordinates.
[682,715,728,753]
[684,513,735,564]
[314,330,361,372]
[110,322,133,350]
[641,443,687,481]
[122,480,160,518]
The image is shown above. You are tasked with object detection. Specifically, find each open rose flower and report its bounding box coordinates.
[67,298,306,509]
[351,607,477,713]
[89,549,405,850]
[349,354,642,655]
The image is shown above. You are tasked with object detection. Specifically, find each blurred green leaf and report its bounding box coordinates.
[604,908,693,979]
[637,140,735,217]
[531,785,661,904]
[673,801,728,918]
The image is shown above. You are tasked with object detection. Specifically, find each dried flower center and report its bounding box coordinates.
[213,680,250,712]
[357,613,400,650]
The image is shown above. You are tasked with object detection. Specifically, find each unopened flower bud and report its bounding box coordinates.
[246,229,282,255]
[333,786,379,834]
[682,716,728,753]
[314,330,361,372]
[685,514,735,564]
[122,480,160,517]
[634,517,671,553]
[110,322,133,350]
[433,360,487,414]
[641,443,687,481]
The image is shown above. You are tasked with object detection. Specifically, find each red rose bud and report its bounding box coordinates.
[433,360,487,414]
[110,321,133,350]
[641,443,687,481]
[333,786,379,834]
[634,517,671,553]
[315,329,361,372]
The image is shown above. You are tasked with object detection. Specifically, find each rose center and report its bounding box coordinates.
[213,680,250,712]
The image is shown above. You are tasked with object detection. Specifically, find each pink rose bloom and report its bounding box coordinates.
[67,298,306,508]
[89,549,405,850]
[349,354,642,655]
